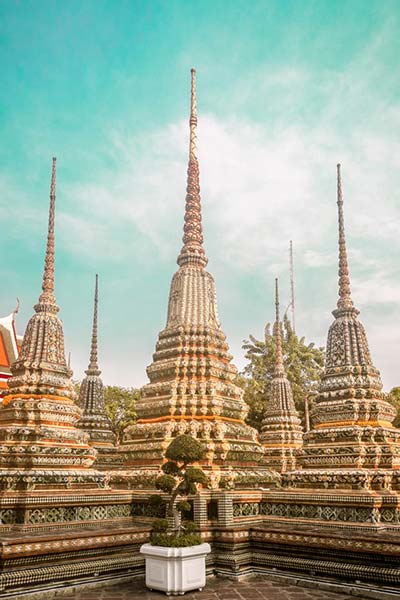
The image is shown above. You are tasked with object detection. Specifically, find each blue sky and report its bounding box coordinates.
[1,1,399,388]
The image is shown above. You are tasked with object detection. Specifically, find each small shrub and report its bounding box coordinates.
[149,494,163,507]
[176,500,191,513]
[152,518,168,533]
[155,474,176,493]
[165,435,205,464]
[151,531,202,548]
[184,521,197,533]
[149,435,209,547]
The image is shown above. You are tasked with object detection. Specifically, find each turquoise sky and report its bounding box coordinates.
[1,1,399,388]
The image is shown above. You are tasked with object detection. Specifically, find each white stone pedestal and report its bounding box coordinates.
[140,542,211,595]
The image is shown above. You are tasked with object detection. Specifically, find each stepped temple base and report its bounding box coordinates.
[212,520,400,588]
[202,489,400,587]
[1,488,400,597]
[0,489,156,595]
[0,522,150,595]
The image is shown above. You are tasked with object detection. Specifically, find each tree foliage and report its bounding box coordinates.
[103,386,139,444]
[387,387,400,428]
[165,434,206,464]
[72,380,81,401]
[241,316,325,430]
[74,382,139,444]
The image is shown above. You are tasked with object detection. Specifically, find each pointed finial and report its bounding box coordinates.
[13,297,20,316]
[38,157,57,307]
[336,163,353,310]
[87,274,100,374]
[189,68,198,162]
[177,68,207,268]
[274,278,285,375]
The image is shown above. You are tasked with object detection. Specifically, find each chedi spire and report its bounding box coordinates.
[38,157,57,309]
[177,68,207,269]
[274,279,285,376]
[290,164,400,485]
[0,158,102,490]
[8,158,70,396]
[88,273,100,373]
[121,70,275,490]
[78,275,119,469]
[260,279,303,473]
[336,163,354,311]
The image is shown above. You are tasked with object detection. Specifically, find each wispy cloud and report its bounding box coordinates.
[2,16,399,390]
[58,97,400,389]
[63,105,400,276]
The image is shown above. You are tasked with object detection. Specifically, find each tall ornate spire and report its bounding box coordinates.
[274,278,284,376]
[78,275,119,468]
[38,157,58,310]
[0,158,102,487]
[87,274,100,374]
[287,163,400,487]
[8,157,70,394]
[260,278,303,473]
[336,163,354,311]
[121,70,275,490]
[189,67,198,161]
[177,68,207,269]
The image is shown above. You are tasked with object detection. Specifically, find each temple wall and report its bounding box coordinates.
[2,488,400,597]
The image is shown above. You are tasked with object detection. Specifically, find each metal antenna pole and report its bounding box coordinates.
[289,240,295,334]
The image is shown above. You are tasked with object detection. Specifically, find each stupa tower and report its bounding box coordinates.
[78,275,121,469]
[0,158,104,490]
[260,279,303,472]
[122,70,274,488]
[287,164,400,488]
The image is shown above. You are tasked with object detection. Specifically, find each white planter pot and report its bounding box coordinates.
[140,542,211,595]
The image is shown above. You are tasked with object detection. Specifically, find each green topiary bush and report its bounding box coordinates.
[150,532,202,547]
[152,518,169,533]
[149,435,209,547]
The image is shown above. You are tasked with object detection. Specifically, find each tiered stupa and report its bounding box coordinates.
[285,164,400,491]
[121,69,276,489]
[0,158,105,490]
[78,275,121,469]
[260,279,303,472]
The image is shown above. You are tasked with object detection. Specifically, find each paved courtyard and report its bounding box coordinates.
[59,576,368,600]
